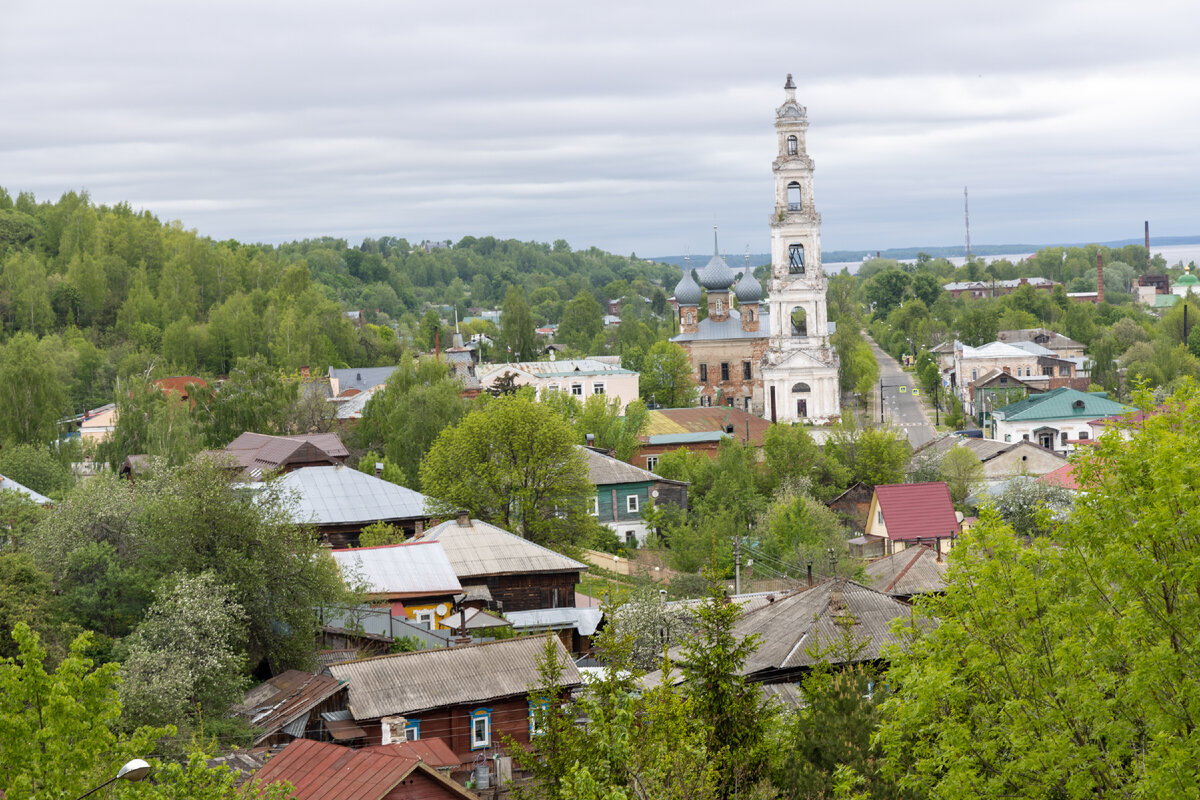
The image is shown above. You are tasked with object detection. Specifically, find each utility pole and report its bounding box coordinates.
[733,535,742,595]
[880,378,885,424]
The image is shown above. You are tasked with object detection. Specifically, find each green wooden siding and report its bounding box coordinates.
[595,481,653,523]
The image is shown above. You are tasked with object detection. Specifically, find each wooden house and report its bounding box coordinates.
[327,636,581,761]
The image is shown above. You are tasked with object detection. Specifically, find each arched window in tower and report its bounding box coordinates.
[788,244,805,274]
[791,382,811,392]
[787,135,797,155]
[790,307,807,337]
[787,182,802,211]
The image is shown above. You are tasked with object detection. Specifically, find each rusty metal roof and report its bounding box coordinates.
[363,739,461,769]
[329,636,581,721]
[253,738,476,800]
[230,670,346,746]
[736,579,919,674]
[862,546,948,597]
[641,407,771,445]
[225,432,348,471]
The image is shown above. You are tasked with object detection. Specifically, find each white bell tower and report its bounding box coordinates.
[761,74,840,424]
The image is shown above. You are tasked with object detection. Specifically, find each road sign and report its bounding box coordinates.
[912,389,920,396]
[899,386,907,393]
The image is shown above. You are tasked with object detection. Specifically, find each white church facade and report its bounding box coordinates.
[672,74,840,424]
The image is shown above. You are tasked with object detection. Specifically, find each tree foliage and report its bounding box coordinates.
[420,393,594,546]
[639,341,697,408]
[878,385,1200,798]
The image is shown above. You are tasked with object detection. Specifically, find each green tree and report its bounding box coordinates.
[575,395,647,463]
[420,393,594,546]
[30,461,349,670]
[862,268,911,318]
[359,521,405,547]
[753,488,854,578]
[639,341,697,408]
[678,577,774,796]
[0,443,74,498]
[353,354,468,490]
[558,291,604,351]
[0,622,290,800]
[0,553,55,659]
[198,355,298,446]
[500,285,537,361]
[0,333,73,446]
[938,445,985,505]
[878,385,1200,798]
[824,422,909,488]
[118,572,248,733]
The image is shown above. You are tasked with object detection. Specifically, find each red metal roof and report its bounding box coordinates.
[254,739,474,800]
[874,482,958,541]
[1038,462,1081,490]
[363,738,461,769]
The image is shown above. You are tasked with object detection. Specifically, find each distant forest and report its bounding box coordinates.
[0,188,681,416]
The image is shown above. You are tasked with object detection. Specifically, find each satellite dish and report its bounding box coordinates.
[435,604,448,616]
[651,490,659,498]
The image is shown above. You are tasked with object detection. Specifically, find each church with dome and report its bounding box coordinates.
[670,75,840,424]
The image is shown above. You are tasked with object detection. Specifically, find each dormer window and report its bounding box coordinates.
[787,135,798,155]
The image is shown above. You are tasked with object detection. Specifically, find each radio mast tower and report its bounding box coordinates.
[963,186,972,261]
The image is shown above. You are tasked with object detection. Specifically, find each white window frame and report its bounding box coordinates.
[645,456,659,471]
[570,383,583,396]
[626,494,639,514]
[471,709,491,749]
[415,609,434,630]
[592,382,605,395]
[589,496,599,516]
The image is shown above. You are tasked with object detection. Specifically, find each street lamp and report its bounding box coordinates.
[75,759,151,800]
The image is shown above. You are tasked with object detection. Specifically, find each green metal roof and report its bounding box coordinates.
[993,387,1134,422]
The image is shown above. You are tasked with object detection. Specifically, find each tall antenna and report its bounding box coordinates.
[964,186,972,261]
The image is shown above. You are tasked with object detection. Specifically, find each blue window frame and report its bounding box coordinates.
[470,708,491,750]
[529,700,550,736]
[405,719,420,741]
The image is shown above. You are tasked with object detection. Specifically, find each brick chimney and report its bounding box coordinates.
[1096,252,1104,304]
[456,509,471,527]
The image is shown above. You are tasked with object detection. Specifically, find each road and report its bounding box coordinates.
[866,336,937,449]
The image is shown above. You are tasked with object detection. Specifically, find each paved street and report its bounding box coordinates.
[866,336,937,449]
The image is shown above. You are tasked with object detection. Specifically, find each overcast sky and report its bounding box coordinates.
[2,1,1198,258]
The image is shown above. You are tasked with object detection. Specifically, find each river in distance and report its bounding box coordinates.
[827,243,1200,275]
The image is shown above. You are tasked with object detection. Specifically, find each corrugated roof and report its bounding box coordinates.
[362,739,461,769]
[477,358,635,380]
[253,738,474,800]
[671,309,771,342]
[960,341,1033,359]
[993,387,1135,422]
[862,546,948,597]
[331,541,461,599]
[645,431,727,445]
[418,517,587,578]
[329,636,581,720]
[641,407,771,445]
[581,446,662,486]
[736,580,919,673]
[997,328,1083,351]
[506,607,603,636]
[230,670,346,746]
[0,474,53,505]
[1038,462,1081,490]
[875,482,959,541]
[276,466,431,525]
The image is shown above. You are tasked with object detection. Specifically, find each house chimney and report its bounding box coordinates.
[806,561,813,587]
[456,509,471,527]
[375,462,383,478]
[300,365,310,379]
[1096,252,1104,304]
[585,433,595,447]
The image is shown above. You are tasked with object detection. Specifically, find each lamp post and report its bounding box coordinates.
[75,759,151,800]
